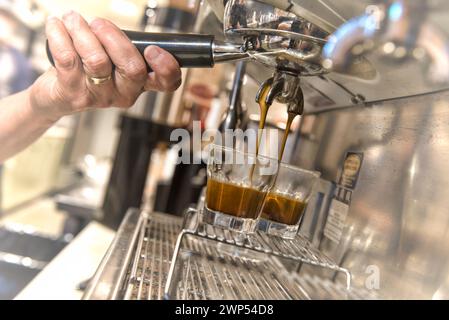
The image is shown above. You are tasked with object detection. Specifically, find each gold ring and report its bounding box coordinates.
[88,74,112,85]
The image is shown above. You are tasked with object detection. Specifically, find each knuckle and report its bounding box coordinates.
[83,53,110,75]
[55,50,78,69]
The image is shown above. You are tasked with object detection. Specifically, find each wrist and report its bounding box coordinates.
[28,73,65,124]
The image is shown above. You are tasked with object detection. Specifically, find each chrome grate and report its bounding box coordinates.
[284,273,378,300]
[164,208,352,296]
[116,211,376,300]
[124,212,182,300]
[168,240,378,300]
[173,242,306,300]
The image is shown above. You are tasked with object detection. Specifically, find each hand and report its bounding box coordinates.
[30,11,182,122]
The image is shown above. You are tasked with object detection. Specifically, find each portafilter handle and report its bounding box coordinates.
[46,31,218,72]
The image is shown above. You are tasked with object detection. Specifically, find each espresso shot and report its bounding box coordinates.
[202,145,278,233]
[206,178,266,219]
[257,163,320,239]
[261,193,307,226]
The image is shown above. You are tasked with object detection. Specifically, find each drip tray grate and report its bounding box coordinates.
[88,210,378,300]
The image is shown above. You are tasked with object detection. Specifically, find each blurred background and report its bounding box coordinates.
[0,0,294,299]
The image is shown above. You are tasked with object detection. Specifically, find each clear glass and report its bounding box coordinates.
[258,163,320,239]
[203,144,278,233]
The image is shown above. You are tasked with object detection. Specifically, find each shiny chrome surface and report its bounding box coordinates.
[292,89,449,299]
[123,211,182,300]
[322,1,449,84]
[167,247,376,299]
[164,207,351,297]
[219,61,247,130]
[208,0,345,33]
[85,209,376,299]
[223,0,329,75]
[83,208,147,299]
[201,0,449,112]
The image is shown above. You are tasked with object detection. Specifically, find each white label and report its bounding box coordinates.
[323,199,349,244]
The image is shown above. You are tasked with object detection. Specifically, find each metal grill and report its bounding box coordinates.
[285,274,378,300]
[124,212,182,300]
[167,239,377,300]
[173,248,305,300]
[92,210,376,300]
[164,208,352,296]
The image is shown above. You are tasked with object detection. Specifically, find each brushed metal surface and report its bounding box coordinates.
[292,89,449,299]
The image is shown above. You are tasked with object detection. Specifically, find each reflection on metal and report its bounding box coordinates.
[219,61,247,131]
[207,0,346,33]
[199,0,449,112]
[223,0,329,75]
[323,1,449,84]
[163,207,352,298]
[293,89,449,299]
[85,209,377,300]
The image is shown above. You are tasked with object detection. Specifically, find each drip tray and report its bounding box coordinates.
[84,209,379,300]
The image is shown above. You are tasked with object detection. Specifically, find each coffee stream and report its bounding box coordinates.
[205,86,306,226]
[255,84,271,155]
[255,97,306,226]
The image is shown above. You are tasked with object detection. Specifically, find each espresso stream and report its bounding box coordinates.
[206,89,303,225]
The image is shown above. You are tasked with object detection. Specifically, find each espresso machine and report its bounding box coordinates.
[81,0,449,300]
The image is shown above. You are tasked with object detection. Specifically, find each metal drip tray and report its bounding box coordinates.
[168,244,307,300]
[123,212,181,300]
[84,209,377,300]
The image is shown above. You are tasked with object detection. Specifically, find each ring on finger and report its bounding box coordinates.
[88,74,112,85]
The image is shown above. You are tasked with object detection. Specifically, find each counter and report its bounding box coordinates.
[15,221,114,300]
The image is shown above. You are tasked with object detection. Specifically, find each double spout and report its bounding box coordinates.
[256,71,304,117]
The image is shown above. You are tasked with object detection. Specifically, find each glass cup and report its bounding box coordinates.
[258,163,320,239]
[203,144,278,234]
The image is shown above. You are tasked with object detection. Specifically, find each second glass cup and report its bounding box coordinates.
[258,163,320,239]
[203,144,278,233]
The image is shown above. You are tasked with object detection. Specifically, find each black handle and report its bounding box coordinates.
[46,31,215,71]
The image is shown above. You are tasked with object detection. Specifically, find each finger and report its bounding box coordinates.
[90,18,148,108]
[144,46,182,92]
[45,16,83,91]
[62,11,114,107]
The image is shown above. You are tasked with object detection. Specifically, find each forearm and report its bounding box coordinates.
[0,88,58,163]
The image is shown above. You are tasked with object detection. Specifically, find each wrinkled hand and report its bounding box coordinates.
[31,11,182,121]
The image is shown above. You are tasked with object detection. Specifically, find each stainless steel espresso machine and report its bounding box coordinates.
[82,0,449,300]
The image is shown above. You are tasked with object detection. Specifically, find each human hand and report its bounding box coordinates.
[30,11,182,122]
